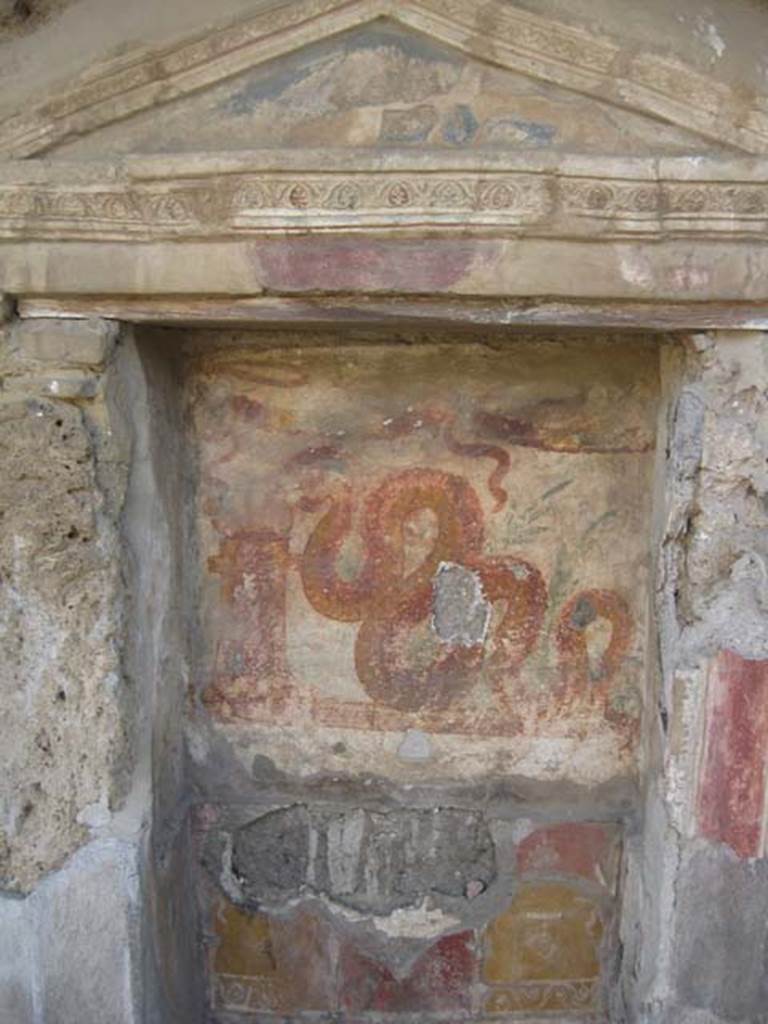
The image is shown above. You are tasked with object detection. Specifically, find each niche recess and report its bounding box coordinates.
[138,325,663,1022]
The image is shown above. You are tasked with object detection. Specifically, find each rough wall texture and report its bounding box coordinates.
[0,316,153,1024]
[0,321,765,1023]
[0,319,198,1024]
[0,317,130,893]
[627,331,768,1024]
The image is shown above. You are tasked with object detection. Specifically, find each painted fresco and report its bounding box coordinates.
[189,335,658,782]
[54,22,717,158]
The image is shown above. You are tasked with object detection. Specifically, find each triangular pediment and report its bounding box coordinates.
[2,0,767,160]
[44,20,724,159]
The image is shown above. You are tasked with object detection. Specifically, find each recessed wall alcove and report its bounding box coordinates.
[127,323,667,1022]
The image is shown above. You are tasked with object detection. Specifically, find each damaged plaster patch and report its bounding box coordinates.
[397,729,432,762]
[371,899,461,939]
[224,805,496,915]
[231,805,310,904]
[432,561,490,647]
[697,17,726,59]
[619,252,654,291]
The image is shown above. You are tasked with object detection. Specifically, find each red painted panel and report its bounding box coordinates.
[339,931,474,1013]
[254,237,483,293]
[698,650,768,859]
[517,822,620,889]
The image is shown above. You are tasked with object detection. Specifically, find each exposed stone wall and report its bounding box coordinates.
[0,316,128,892]
[628,331,768,1024]
[0,318,198,1024]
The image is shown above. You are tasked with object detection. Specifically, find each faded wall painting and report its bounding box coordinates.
[53,22,718,158]
[190,334,659,783]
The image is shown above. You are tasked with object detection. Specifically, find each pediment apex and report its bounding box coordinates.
[0,0,767,159]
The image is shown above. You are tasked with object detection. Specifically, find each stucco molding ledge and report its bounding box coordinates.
[0,152,767,242]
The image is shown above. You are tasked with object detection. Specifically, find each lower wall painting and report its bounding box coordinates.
[200,814,621,1021]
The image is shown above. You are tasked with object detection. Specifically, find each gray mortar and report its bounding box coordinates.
[229,804,496,915]
[232,805,311,904]
[432,561,491,647]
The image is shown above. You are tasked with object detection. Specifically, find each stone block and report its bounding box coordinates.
[2,370,102,398]
[10,317,116,369]
[482,883,603,1014]
[339,931,474,1013]
[517,821,622,890]
[697,650,768,858]
[0,395,127,892]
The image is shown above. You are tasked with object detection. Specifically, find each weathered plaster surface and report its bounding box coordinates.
[3,0,768,157]
[176,329,654,1019]
[6,235,768,304]
[0,0,70,39]
[198,801,622,1018]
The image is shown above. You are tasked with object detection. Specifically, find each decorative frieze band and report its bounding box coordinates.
[0,167,766,241]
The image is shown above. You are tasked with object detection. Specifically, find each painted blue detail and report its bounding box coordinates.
[442,104,479,146]
[219,22,462,116]
[512,118,557,145]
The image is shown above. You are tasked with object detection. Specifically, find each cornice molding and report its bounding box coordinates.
[0,0,766,159]
[0,153,767,242]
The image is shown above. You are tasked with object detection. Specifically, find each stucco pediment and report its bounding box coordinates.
[1,0,767,161]
[1,0,768,259]
[32,20,722,160]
